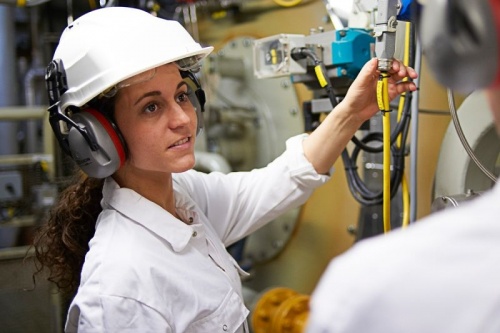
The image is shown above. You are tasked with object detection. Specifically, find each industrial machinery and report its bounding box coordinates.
[251,287,309,333]
[252,0,418,239]
[1,0,499,332]
[200,35,305,273]
[432,90,499,211]
[246,2,497,330]
[0,107,57,248]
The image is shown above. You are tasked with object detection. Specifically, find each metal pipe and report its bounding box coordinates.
[0,106,46,120]
[409,37,421,223]
[0,5,19,155]
[23,67,46,152]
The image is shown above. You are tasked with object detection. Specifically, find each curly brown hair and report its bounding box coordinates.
[32,172,104,296]
[31,93,117,296]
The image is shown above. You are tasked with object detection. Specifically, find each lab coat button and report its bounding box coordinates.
[188,217,194,224]
[222,324,228,331]
[192,231,197,237]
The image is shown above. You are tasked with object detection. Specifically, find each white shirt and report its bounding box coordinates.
[65,134,330,333]
[307,183,500,333]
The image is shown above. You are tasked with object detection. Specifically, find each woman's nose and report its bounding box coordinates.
[168,103,191,129]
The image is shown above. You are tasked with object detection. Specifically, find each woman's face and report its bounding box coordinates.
[113,63,198,174]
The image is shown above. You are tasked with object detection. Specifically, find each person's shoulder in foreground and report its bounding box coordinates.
[306,183,500,333]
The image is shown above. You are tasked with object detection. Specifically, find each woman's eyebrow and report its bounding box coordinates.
[134,91,161,106]
[133,81,189,106]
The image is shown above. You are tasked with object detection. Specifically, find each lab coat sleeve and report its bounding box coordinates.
[178,133,331,246]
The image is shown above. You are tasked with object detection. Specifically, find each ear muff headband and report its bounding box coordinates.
[181,70,206,135]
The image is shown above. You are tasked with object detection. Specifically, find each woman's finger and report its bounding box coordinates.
[393,81,418,95]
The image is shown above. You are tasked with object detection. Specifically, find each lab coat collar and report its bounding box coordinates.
[102,177,195,253]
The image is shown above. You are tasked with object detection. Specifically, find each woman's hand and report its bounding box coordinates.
[340,58,418,125]
[303,57,418,175]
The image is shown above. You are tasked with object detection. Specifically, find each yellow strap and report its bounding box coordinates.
[314,65,328,88]
[17,0,26,6]
[376,74,391,112]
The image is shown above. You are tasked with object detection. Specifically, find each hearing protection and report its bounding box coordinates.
[45,59,207,179]
[420,0,500,92]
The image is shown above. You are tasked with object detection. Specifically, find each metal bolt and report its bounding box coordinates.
[243,38,253,47]
[347,225,357,235]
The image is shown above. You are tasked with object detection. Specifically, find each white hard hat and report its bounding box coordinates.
[53,6,213,111]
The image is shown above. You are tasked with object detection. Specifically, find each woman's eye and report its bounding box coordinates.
[176,92,190,104]
[144,103,159,113]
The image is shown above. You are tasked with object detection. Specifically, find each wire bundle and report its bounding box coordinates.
[293,24,416,229]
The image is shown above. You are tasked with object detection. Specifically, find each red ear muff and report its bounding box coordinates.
[45,59,126,178]
[67,109,126,178]
[85,108,126,166]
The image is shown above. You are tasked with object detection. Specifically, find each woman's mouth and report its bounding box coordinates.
[169,137,190,148]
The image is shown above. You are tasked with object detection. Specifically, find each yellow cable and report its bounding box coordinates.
[382,101,391,233]
[378,23,413,231]
[399,22,411,228]
[398,87,410,228]
[395,86,411,227]
[272,0,302,7]
[377,74,391,233]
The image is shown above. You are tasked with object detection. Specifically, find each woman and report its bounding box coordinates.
[33,6,417,333]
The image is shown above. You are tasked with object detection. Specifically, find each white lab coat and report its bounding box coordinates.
[307,183,500,333]
[65,134,330,333]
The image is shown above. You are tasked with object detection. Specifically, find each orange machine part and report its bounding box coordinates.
[252,287,310,333]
